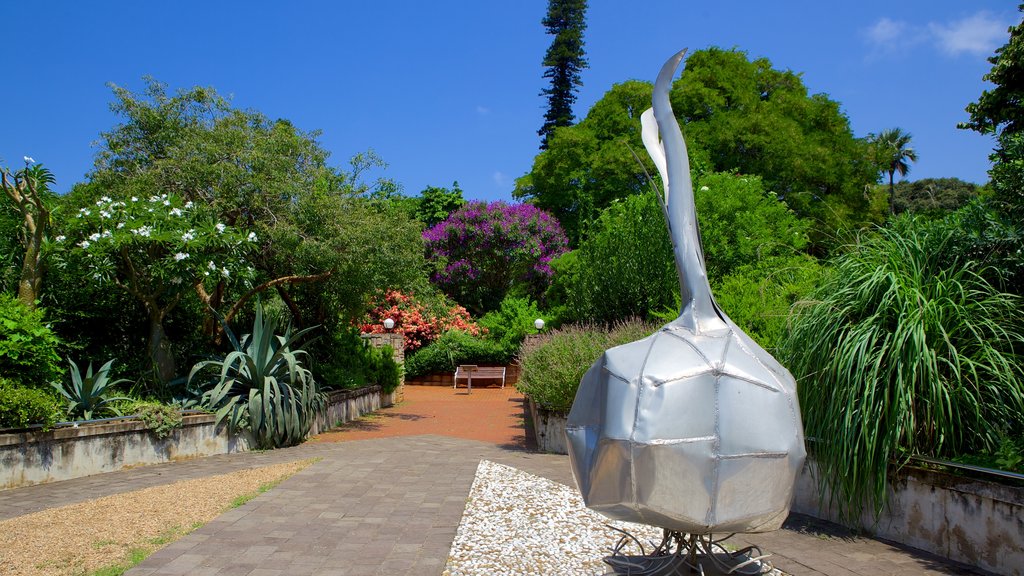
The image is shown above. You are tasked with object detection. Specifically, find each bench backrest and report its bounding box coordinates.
[455,365,505,377]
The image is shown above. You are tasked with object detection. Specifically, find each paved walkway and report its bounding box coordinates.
[1,385,984,575]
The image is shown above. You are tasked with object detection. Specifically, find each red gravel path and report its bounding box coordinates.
[311,385,532,449]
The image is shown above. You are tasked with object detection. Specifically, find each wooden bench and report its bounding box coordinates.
[454,365,506,393]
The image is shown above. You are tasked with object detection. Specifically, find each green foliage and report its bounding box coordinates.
[538,0,589,148]
[673,48,879,241]
[190,305,325,449]
[553,173,811,324]
[365,345,402,394]
[478,296,552,356]
[989,130,1024,218]
[892,178,980,217]
[780,223,1024,524]
[125,401,183,439]
[516,319,657,413]
[869,128,918,215]
[415,182,466,227]
[404,330,510,378]
[517,80,662,243]
[518,48,877,246]
[711,255,824,353]
[0,378,62,430]
[0,293,63,387]
[54,359,132,421]
[554,191,677,323]
[961,7,1024,218]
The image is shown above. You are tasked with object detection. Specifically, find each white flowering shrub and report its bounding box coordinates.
[57,192,256,310]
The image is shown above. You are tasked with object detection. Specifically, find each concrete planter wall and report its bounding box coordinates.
[526,397,568,454]
[792,462,1024,576]
[1,385,385,491]
[524,396,1023,576]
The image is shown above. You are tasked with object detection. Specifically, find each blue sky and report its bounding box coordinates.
[1,1,1018,201]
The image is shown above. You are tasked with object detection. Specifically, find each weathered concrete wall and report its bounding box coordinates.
[528,402,1023,576]
[1,386,383,490]
[792,462,1024,576]
[527,398,568,454]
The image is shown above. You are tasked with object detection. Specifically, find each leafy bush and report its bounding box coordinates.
[553,173,811,324]
[477,296,552,357]
[365,344,402,394]
[125,400,183,439]
[404,330,509,378]
[53,359,131,421]
[423,201,568,315]
[780,223,1024,524]
[361,290,480,353]
[0,378,62,430]
[190,305,325,449]
[711,255,824,353]
[516,320,657,413]
[0,293,63,387]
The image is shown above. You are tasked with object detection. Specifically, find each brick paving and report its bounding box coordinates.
[1,385,986,575]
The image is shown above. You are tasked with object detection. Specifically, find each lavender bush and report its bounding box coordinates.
[423,202,568,315]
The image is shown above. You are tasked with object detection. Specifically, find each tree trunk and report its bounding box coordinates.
[147,312,176,384]
[888,170,896,215]
[17,239,42,309]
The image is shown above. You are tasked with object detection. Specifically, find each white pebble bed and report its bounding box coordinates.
[443,460,782,575]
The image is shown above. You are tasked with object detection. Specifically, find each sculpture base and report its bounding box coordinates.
[603,528,773,575]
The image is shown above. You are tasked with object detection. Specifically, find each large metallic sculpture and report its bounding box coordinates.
[565,50,806,573]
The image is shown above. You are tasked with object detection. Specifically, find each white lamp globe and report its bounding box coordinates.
[534,318,545,331]
[383,318,396,330]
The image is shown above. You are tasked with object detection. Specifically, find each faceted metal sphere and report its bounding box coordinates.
[566,322,806,534]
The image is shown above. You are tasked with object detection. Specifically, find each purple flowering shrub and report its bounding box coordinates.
[423,202,568,314]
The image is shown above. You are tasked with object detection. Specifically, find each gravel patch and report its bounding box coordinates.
[0,458,315,576]
[444,460,784,576]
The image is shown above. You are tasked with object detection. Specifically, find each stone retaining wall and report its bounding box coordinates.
[526,398,1024,576]
[0,385,385,490]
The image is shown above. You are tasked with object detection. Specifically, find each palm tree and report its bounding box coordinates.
[872,128,918,215]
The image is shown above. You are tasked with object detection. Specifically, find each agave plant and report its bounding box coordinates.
[190,305,325,449]
[53,359,131,421]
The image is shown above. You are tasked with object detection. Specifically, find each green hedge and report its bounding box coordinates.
[0,378,63,430]
[0,294,64,387]
[516,320,657,413]
[405,330,510,378]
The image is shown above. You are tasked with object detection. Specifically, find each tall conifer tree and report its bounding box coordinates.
[538,0,588,149]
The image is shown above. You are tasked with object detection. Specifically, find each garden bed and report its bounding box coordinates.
[0,385,386,490]
[523,397,1024,576]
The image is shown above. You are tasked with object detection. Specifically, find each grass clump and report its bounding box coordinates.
[780,223,1024,524]
[516,319,657,413]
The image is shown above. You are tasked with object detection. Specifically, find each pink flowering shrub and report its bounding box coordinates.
[360,290,481,353]
[423,202,568,315]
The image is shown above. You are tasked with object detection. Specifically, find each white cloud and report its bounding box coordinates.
[929,12,1009,56]
[476,105,491,116]
[864,11,1013,59]
[866,17,906,47]
[493,171,510,188]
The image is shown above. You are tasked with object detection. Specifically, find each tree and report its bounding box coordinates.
[423,202,568,315]
[537,0,588,149]
[415,182,466,227]
[516,48,878,248]
[58,192,254,383]
[551,172,812,324]
[69,78,430,384]
[892,177,979,216]
[870,128,918,215]
[961,5,1024,217]
[1,161,54,308]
